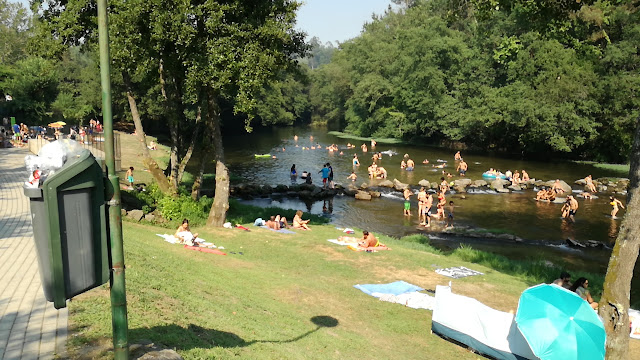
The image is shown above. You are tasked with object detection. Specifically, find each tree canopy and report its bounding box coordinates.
[309,0,640,162]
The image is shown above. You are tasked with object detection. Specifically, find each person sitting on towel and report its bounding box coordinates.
[358,230,381,248]
[293,210,311,230]
[175,219,199,246]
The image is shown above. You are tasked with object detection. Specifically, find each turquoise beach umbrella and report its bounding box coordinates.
[515,284,606,360]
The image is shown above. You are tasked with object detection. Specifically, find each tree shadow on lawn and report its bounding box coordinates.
[130,315,339,350]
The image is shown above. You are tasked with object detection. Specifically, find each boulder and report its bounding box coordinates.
[418,179,431,188]
[121,209,127,217]
[127,209,144,222]
[274,184,289,193]
[299,183,316,192]
[298,190,312,199]
[574,179,587,186]
[453,185,467,193]
[496,188,510,193]
[368,191,381,198]
[343,188,358,197]
[360,183,369,190]
[508,184,522,191]
[378,179,394,188]
[130,341,183,360]
[490,179,508,190]
[261,185,273,194]
[144,214,155,222]
[565,238,586,248]
[544,180,572,193]
[355,191,372,200]
[454,178,472,187]
[586,240,605,248]
[393,179,409,191]
[472,179,488,187]
[311,187,323,197]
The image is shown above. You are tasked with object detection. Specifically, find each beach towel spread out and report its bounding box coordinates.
[156,234,218,248]
[183,245,226,255]
[259,226,296,234]
[327,239,358,246]
[354,281,424,297]
[435,266,484,279]
[377,292,435,310]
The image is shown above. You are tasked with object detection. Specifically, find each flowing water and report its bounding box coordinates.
[223,126,637,297]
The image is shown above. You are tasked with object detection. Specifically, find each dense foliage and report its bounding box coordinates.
[309,0,640,162]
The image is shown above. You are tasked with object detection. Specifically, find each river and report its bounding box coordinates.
[223,126,637,298]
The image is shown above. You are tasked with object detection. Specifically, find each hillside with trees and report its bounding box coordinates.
[309,0,640,162]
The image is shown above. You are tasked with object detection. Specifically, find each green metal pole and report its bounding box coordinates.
[98,1,129,359]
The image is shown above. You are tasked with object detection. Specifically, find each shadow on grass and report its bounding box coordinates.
[130,315,339,350]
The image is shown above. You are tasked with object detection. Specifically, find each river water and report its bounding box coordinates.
[223,127,637,293]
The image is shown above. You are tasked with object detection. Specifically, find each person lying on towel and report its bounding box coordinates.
[358,231,388,250]
[175,218,199,246]
[266,215,289,230]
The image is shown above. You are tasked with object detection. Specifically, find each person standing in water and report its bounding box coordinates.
[454,151,462,160]
[361,143,368,152]
[456,160,468,177]
[406,158,415,171]
[403,187,412,216]
[353,154,360,166]
[446,201,455,228]
[610,196,625,218]
[371,139,377,148]
[423,192,433,227]
[417,187,427,224]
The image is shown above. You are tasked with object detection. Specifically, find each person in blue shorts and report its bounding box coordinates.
[126,167,134,189]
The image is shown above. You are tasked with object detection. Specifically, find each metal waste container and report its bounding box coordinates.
[24,149,109,309]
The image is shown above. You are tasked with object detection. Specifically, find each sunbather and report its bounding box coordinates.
[358,231,388,250]
[293,210,311,230]
[266,215,289,230]
[175,219,199,246]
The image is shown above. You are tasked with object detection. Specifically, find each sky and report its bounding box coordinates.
[296,0,395,44]
[15,0,394,44]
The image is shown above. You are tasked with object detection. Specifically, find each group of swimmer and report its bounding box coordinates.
[403,178,454,228]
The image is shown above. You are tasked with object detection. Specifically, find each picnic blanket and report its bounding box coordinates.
[378,292,435,310]
[156,234,218,248]
[327,239,358,246]
[183,245,226,256]
[435,266,484,279]
[354,281,434,311]
[354,281,424,297]
[259,226,296,234]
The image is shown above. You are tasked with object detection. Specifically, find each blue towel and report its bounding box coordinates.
[259,226,296,234]
[354,281,424,298]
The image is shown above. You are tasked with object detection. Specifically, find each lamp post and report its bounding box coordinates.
[97,1,129,359]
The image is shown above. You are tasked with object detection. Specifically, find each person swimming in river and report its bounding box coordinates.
[361,143,368,152]
[347,172,357,181]
[371,139,377,148]
[422,159,429,164]
[610,196,625,219]
[400,159,406,169]
[454,151,462,161]
[432,163,446,169]
[353,154,360,166]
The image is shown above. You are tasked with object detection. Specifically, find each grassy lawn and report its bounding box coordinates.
[68,222,546,359]
[116,131,171,186]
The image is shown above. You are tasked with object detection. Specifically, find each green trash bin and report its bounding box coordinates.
[24,149,110,309]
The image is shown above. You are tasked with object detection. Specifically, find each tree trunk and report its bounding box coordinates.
[178,106,202,185]
[205,89,229,227]
[158,60,180,191]
[599,121,640,360]
[191,133,211,201]
[123,74,173,195]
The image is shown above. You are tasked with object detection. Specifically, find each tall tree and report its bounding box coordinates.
[599,120,640,359]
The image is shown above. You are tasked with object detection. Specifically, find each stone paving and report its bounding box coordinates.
[0,147,68,360]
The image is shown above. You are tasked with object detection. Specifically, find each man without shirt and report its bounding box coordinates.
[403,188,412,216]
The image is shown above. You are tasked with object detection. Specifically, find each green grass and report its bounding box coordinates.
[67,223,640,359]
[572,160,630,175]
[66,223,530,359]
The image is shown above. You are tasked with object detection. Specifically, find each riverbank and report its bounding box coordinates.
[66,221,640,358]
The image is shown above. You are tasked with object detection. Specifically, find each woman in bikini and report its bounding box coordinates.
[175,219,199,246]
[610,196,625,218]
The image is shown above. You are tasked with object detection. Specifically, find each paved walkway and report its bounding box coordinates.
[0,147,67,360]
